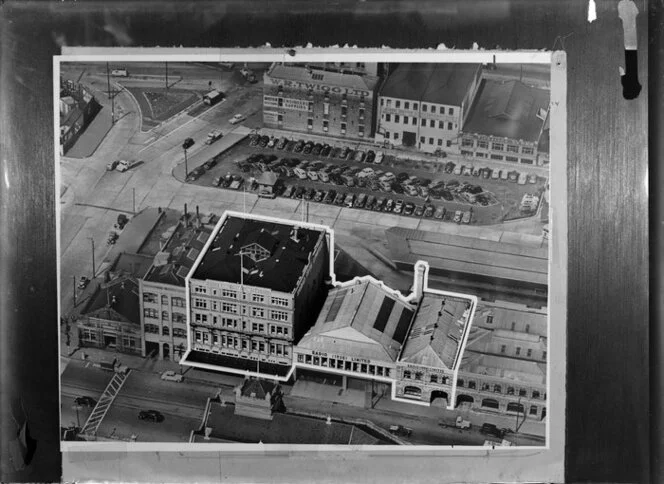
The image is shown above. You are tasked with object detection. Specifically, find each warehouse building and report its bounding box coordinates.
[262,63,380,140]
[375,63,482,154]
[460,78,551,166]
[181,212,332,380]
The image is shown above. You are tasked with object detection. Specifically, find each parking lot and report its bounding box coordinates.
[186,133,547,225]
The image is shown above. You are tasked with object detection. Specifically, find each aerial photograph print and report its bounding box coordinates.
[57,57,553,447]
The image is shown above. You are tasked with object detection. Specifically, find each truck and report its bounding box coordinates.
[205,129,223,145]
[95,359,129,374]
[111,68,128,77]
[240,68,257,83]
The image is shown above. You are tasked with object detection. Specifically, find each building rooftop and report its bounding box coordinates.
[380,63,481,106]
[399,292,474,370]
[82,277,140,325]
[297,278,416,363]
[256,172,278,186]
[108,252,154,280]
[239,378,279,400]
[463,78,550,143]
[267,63,380,92]
[385,227,549,287]
[191,215,325,293]
[460,352,547,385]
[143,220,213,287]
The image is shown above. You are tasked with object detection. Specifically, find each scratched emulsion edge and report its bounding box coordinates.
[60,47,565,484]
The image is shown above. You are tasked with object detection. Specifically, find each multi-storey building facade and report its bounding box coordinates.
[375,63,482,154]
[182,212,332,380]
[460,78,551,167]
[139,218,213,362]
[262,63,380,140]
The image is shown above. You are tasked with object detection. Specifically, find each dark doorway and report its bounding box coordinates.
[403,131,416,147]
[403,386,422,398]
[145,341,159,358]
[103,334,117,349]
[430,390,449,406]
[481,398,500,409]
[456,394,474,408]
[163,343,170,360]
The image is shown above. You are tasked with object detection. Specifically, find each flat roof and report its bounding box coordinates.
[460,351,546,385]
[143,222,213,287]
[463,78,550,143]
[267,63,380,92]
[192,215,325,293]
[386,227,549,287]
[399,292,474,370]
[297,279,416,363]
[380,63,481,106]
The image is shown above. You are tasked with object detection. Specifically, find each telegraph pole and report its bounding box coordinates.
[88,237,96,278]
[165,62,169,90]
[132,188,136,214]
[72,275,77,307]
[183,148,188,179]
[106,63,115,124]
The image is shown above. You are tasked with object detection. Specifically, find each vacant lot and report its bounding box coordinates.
[124,86,203,131]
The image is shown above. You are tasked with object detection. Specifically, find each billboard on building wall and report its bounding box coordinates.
[264,95,309,112]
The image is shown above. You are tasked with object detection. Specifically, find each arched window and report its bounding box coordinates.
[162,326,169,336]
[507,402,525,413]
[481,398,500,409]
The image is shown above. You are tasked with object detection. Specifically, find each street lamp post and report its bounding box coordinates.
[183,148,189,180]
[87,237,96,278]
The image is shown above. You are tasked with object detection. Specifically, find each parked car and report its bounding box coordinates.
[527,173,538,184]
[339,146,350,159]
[107,231,119,245]
[229,113,245,124]
[267,136,277,148]
[404,202,415,216]
[249,134,260,146]
[374,197,385,211]
[138,410,164,423]
[354,150,366,162]
[77,276,90,290]
[202,159,217,170]
[354,193,367,208]
[445,161,456,173]
[294,186,306,199]
[423,205,434,218]
[366,150,376,163]
[374,151,384,164]
[454,210,463,223]
[312,143,323,155]
[334,192,346,205]
[384,199,395,212]
[321,144,332,157]
[481,167,492,179]
[453,164,463,175]
[304,188,316,200]
[106,160,119,171]
[294,140,305,153]
[389,425,412,437]
[462,211,472,224]
[115,214,129,230]
[259,135,270,147]
[182,137,195,149]
[434,207,446,219]
[455,416,472,429]
[74,396,97,407]
[160,370,184,382]
[472,166,482,177]
[313,190,325,202]
[441,189,454,201]
[500,170,509,181]
[307,169,319,181]
[276,137,288,150]
[116,159,141,172]
[365,195,376,210]
[303,142,314,154]
[344,193,355,207]
[492,169,501,180]
[462,166,473,176]
[480,423,505,440]
[323,190,337,204]
[394,200,405,214]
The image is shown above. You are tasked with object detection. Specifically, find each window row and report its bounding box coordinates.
[457,378,546,400]
[462,138,536,155]
[499,345,546,360]
[143,293,186,307]
[192,313,290,337]
[381,98,455,115]
[296,353,392,377]
[402,370,450,384]
[194,331,291,356]
[308,118,365,137]
[383,113,455,131]
[143,308,185,322]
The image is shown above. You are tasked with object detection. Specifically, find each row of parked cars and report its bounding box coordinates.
[249,134,385,164]
[451,162,539,185]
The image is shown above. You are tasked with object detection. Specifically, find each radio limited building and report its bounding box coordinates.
[262,63,381,140]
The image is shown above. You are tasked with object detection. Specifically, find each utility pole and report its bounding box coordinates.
[165,62,168,90]
[183,148,188,180]
[106,63,115,124]
[132,188,136,214]
[88,237,96,278]
[72,275,77,307]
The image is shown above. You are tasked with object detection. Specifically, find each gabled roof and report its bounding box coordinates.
[240,379,278,399]
[257,172,278,186]
[297,278,416,363]
[82,277,140,325]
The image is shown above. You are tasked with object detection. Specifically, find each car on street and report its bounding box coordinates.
[285,140,297,151]
[303,142,314,154]
[186,166,205,182]
[106,160,119,171]
[472,166,482,177]
[354,150,366,162]
[202,159,217,170]
[160,370,184,382]
[481,167,492,179]
[307,169,319,181]
[339,146,350,159]
[354,193,367,208]
[293,140,304,152]
[454,210,463,223]
[74,396,96,407]
[445,161,456,173]
[434,207,445,219]
[229,114,245,124]
[318,170,330,183]
[462,211,472,224]
[116,159,141,172]
[182,138,195,150]
[77,276,90,290]
[138,410,164,423]
[389,425,413,437]
[294,186,306,199]
[453,164,463,175]
[365,195,376,210]
[403,184,418,197]
[343,193,355,207]
[500,170,509,180]
[480,423,505,440]
[259,135,270,147]
[267,137,278,148]
[462,166,473,176]
[414,205,424,217]
[527,173,538,184]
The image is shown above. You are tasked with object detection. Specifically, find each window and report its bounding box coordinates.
[430,105,436,114]
[438,120,444,129]
[542,351,547,360]
[143,308,158,319]
[359,108,365,120]
[430,375,438,383]
[468,381,476,389]
[519,388,527,397]
[457,379,465,387]
[222,289,237,299]
[482,383,490,391]
[515,347,521,356]
[490,154,504,161]
[492,142,504,151]
[507,144,519,153]
[143,293,158,303]
[530,405,538,415]
[202,332,209,343]
[144,323,159,334]
[532,390,541,399]
[384,131,390,139]
[341,122,346,135]
[446,140,452,147]
[414,372,423,381]
[429,138,434,145]
[284,327,289,336]
[381,98,385,106]
[507,386,515,395]
[359,125,364,137]
[323,102,330,115]
[477,140,488,149]
[525,324,530,333]
[195,331,202,342]
[527,349,533,357]
[429,119,435,128]
[271,311,288,322]
[511,322,516,330]
[448,122,453,130]
[420,136,425,144]
[494,385,502,393]
[213,333,219,344]
[462,138,474,147]
[222,302,238,313]
[422,104,427,112]
[193,286,207,294]
[271,297,289,307]
[341,106,347,117]
[403,370,411,379]
[449,107,454,115]
[437,139,442,146]
[252,294,264,303]
[259,342,265,352]
[486,315,494,324]
[393,132,399,140]
[172,312,185,323]
[395,100,400,108]
[500,345,506,354]
[506,156,519,162]
[122,336,136,348]
[173,328,187,338]
[193,298,207,309]
[297,354,304,362]
[522,146,534,155]
[161,295,169,305]
[521,158,534,164]
[421,118,426,126]
[162,326,170,336]
[161,311,169,321]
[307,118,313,130]
[194,313,208,324]
[412,118,416,125]
[405,101,410,109]
[394,115,400,123]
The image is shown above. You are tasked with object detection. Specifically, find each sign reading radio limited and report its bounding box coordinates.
[264,95,309,112]
[266,77,371,98]
[310,350,370,365]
